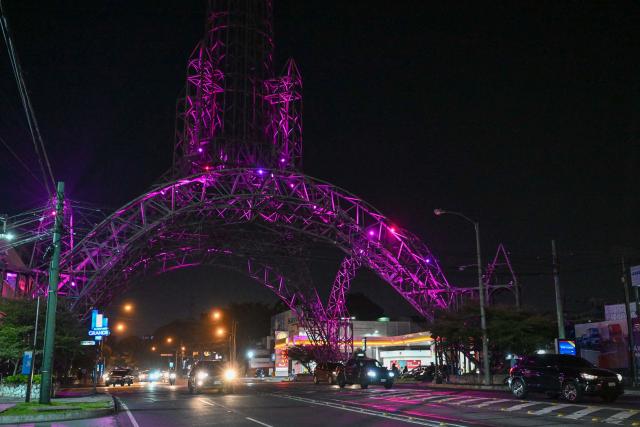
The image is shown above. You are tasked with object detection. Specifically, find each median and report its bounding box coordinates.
[0,395,114,425]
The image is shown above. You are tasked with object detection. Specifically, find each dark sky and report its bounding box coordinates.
[1,1,638,334]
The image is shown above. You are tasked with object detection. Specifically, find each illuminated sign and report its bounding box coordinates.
[89,309,110,337]
[557,339,576,356]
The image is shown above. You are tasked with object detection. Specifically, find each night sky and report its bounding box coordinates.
[1,1,638,334]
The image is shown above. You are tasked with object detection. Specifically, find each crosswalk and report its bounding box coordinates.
[346,388,640,425]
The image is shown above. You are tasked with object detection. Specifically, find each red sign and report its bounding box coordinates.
[390,359,422,370]
[275,348,288,369]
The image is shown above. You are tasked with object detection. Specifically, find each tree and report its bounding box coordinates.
[346,292,385,320]
[429,303,556,373]
[286,345,315,372]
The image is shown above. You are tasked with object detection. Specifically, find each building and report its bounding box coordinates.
[270,309,437,376]
[0,248,34,300]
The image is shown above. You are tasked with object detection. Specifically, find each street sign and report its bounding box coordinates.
[631,265,640,287]
[160,353,174,357]
[556,339,577,356]
[21,351,33,375]
[81,340,96,346]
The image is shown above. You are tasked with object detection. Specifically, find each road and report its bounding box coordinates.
[20,381,640,427]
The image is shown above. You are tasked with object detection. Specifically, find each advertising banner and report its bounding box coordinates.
[631,265,640,287]
[557,339,577,356]
[21,351,33,375]
[575,320,629,369]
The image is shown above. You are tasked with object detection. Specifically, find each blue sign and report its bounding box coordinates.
[558,339,577,356]
[21,351,33,375]
[89,309,110,337]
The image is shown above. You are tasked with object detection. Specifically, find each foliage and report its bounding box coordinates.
[1,374,41,384]
[346,292,385,320]
[285,345,316,371]
[429,303,556,371]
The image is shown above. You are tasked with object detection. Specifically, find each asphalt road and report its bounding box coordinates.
[19,381,640,427]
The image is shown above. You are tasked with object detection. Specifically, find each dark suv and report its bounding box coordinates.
[314,362,343,385]
[337,356,394,389]
[508,354,623,403]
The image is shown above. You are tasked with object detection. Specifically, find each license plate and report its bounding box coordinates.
[214,380,221,385]
[608,382,616,387]
[381,379,386,382]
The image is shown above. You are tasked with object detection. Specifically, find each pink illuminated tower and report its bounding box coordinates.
[174,0,302,174]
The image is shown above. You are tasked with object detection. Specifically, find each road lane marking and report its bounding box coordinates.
[114,397,140,427]
[503,401,540,411]
[603,410,639,424]
[450,397,491,405]
[246,417,274,427]
[270,393,468,427]
[474,399,513,408]
[564,406,602,420]
[528,404,572,415]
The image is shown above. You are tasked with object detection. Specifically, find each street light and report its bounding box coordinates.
[115,322,126,332]
[247,350,255,359]
[166,337,173,344]
[123,303,133,313]
[215,327,225,337]
[151,346,156,351]
[212,310,221,321]
[434,208,491,385]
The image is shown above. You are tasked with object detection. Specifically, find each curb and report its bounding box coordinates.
[0,400,115,425]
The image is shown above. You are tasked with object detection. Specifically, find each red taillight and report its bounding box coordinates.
[509,367,515,376]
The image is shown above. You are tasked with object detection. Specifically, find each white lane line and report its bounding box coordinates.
[564,406,603,420]
[450,397,491,405]
[429,396,471,403]
[603,409,639,424]
[115,397,140,427]
[271,393,467,427]
[474,398,513,408]
[246,417,275,427]
[503,401,541,411]
[528,403,573,415]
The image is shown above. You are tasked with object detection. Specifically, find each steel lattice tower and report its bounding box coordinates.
[175,0,302,174]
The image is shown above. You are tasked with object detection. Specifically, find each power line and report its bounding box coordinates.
[0,134,47,188]
[0,0,55,195]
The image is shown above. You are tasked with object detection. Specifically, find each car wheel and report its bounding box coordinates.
[511,378,527,399]
[562,381,582,403]
[360,382,369,389]
[602,393,618,403]
[120,382,125,387]
[337,374,346,388]
[313,375,320,385]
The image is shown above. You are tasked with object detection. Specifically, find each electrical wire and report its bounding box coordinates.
[0,134,47,187]
[0,0,55,195]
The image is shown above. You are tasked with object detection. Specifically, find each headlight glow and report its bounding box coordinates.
[169,372,176,379]
[388,372,395,378]
[580,373,598,381]
[224,369,237,381]
[103,375,109,381]
[367,370,376,378]
[616,373,623,382]
[197,371,209,380]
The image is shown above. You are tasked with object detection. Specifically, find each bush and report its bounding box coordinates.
[1,374,41,385]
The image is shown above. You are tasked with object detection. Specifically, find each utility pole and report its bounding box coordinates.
[551,240,565,339]
[39,182,64,404]
[474,222,491,385]
[25,295,41,402]
[621,257,637,386]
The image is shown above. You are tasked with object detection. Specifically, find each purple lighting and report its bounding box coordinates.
[257,169,264,175]
[197,147,203,153]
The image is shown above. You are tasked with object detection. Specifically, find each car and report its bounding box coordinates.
[137,370,150,382]
[336,356,394,389]
[313,362,343,385]
[508,354,624,403]
[188,360,238,394]
[104,368,134,387]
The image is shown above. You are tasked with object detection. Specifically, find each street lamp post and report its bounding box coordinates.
[434,209,491,385]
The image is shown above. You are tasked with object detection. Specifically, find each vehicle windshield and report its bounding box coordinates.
[364,360,383,368]
[110,369,130,376]
[197,361,224,372]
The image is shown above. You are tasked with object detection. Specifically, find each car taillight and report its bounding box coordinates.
[509,367,515,376]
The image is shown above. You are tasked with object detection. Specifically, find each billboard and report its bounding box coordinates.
[557,339,576,356]
[631,265,640,287]
[575,320,629,369]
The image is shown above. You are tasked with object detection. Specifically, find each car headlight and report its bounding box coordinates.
[580,373,598,381]
[224,369,237,381]
[104,375,109,381]
[388,372,395,378]
[367,370,376,378]
[616,373,623,382]
[169,373,176,379]
[197,371,209,380]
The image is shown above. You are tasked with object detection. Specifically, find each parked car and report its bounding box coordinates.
[188,360,237,394]
[104,368,134,387]
[508,354,623,403]
[313,362,343,385]
[337,356,394,389]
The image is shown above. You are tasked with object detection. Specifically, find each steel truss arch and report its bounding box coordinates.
[64,168,452,324]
